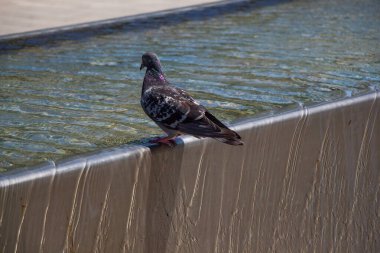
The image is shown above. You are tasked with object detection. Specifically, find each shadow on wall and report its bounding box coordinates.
[145,143,185,253]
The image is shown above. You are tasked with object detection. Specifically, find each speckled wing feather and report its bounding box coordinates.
[141,86,204,129]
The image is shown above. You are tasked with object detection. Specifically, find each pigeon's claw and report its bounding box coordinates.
[150,136,177,147]
[158,138,176,147]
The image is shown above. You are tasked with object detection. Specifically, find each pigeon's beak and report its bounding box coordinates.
[140,62,145,71]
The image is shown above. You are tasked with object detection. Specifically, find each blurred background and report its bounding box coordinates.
[0,0,221,36]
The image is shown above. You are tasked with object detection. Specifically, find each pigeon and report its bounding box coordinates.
[140,52,243,146]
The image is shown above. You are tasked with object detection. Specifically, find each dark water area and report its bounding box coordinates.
[0,0,379,171]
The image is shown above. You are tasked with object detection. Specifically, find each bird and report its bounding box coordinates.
[139,52,243,146]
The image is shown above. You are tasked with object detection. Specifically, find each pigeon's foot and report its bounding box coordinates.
[150,136,177,147]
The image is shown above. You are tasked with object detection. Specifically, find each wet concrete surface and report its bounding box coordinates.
[1,92,379,252]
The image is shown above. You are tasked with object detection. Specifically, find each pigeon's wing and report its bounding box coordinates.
[171,87,243,145]
[177,110,241,138]
[141,86,205,129]
[142,86,237,137]
[176,108,243,145]
[142,85,243,145]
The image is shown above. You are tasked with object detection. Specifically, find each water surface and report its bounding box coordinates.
[0,0,379,171]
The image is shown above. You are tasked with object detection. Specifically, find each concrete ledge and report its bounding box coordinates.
[1,92,379,252]
[0,0,251,50]
[0,0,224,36]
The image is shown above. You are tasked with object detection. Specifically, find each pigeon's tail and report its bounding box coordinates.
[215,137,244,146]
[204,111,244,146]
[214,129,244,146]
[175,110,244,146]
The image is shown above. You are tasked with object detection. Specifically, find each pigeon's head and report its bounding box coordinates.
[140,52,162,73]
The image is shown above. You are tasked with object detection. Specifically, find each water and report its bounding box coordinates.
[0,0,379,172]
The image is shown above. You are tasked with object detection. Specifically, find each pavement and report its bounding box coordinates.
[0,0,222,36]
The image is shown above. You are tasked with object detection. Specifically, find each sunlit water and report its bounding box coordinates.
[0,0,379,171]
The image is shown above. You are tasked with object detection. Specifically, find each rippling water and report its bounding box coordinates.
[0,0,379,171]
